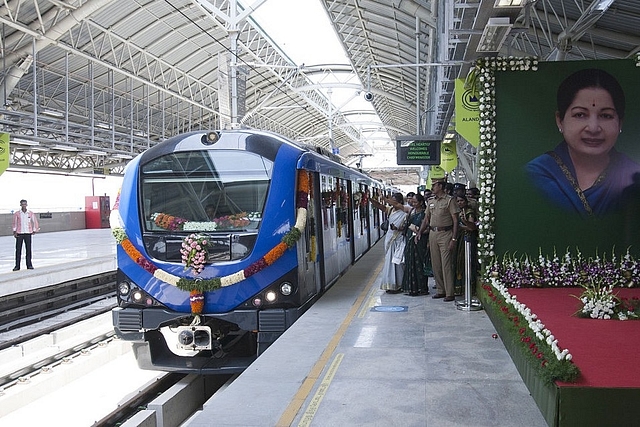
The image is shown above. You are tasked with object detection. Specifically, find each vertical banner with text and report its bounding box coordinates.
[439,140,457,172]
[455,78,480,147]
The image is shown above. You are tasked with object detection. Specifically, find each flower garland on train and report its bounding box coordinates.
[150,211,255,232]
[335,182,343,237]
[110,170,311,314]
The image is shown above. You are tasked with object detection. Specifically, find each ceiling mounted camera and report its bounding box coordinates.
[363,92,374,102]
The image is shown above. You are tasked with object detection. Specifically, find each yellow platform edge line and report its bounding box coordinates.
[275,261,383,426]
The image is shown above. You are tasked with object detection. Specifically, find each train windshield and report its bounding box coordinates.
[141,150,271,234]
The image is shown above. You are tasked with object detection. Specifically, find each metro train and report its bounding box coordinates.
[111,129,388,374]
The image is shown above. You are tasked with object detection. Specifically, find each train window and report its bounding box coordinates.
[140,150,271,234]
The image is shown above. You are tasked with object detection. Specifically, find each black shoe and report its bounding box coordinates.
[432,294,445,299]
[12,267,19,271]
[408,292,419,296]
[27,267,34,270]
[385,289,402,294]
[443,296,455,302]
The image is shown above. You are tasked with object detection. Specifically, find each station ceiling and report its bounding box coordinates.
[2,0,639,185]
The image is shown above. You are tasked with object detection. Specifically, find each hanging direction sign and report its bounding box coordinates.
[396,135,441,165]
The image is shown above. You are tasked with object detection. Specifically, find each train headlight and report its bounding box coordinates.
[117,281,131,296]
[132,290,144,303]
[253,297,262,307]
[280,282,293,296]
[265,290,277,303]
[176,326,212,350]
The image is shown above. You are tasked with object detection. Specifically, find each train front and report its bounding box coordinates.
[111,130,308,373]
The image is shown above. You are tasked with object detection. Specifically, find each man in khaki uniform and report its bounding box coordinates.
[417,179,460,301]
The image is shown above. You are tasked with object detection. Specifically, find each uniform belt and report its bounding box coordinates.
[430,225,452,232]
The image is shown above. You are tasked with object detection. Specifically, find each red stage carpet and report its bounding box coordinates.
[509,287,640,388]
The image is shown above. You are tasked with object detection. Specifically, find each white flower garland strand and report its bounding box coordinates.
[476,57,539,264]
[488,276,573,362]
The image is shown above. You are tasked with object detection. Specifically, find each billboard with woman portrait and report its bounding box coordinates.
[473,58,640,262]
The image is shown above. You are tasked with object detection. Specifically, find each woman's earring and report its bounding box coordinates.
[559,127,563,133]
[620,129,623,134]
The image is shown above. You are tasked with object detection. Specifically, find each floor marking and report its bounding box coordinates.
[275,261,382,426]
[353,325,377,347]
[370,305,408,312]
[296,353,344,427]
[358,278,381,318]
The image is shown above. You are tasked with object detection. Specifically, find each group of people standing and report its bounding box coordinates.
[371,180,479,302]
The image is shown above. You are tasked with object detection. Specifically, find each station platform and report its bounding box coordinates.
[186,241,548,427]
[1,230,547,426]
[0,228,116,297]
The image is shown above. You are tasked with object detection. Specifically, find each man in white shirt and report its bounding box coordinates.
[12,199,40,271]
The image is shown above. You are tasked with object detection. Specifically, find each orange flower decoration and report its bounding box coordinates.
[264,242,288,265]
[121,239,143,261]
[190,290,205,314]
[298,170,310,193]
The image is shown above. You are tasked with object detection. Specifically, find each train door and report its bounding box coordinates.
[370,187,384,242]
[373,186,381,242]
[353,182,369,260]
[320,174,340,284]
[335,177,352,274]
[297,171,321,299]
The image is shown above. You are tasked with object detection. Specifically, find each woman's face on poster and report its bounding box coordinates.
[556,87,622,159]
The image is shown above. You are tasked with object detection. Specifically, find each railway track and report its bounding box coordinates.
[0,271,240,426]
[0,271,116,350]
[92,373,236,426]
[0,331,115,392]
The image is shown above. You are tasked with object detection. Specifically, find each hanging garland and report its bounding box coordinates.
[110,170,311,314]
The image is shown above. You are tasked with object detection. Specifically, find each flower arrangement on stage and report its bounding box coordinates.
[181,234,209,275]
[575,280,640,320]
[486,247,640,290]
[111,170,311,314]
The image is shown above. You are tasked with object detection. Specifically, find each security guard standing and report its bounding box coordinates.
[417,179,460,301]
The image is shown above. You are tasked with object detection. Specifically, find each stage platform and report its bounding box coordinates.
[492,287,640,427]
[185,242,547,427]
[0,229,116,297]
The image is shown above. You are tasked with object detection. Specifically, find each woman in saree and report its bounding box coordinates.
[371,192,407,293]
[402,193,429,296]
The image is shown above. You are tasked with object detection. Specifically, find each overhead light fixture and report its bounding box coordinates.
[82,149,108,156]
[477,17,513,53]
[95,122,112,130]
[494,0,525,7]
[42,109,64,118]
[113,153,133,159]
[11,138,40,146]
[52,144,78,151]
[593,0,614,11]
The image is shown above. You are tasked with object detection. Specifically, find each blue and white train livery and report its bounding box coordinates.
[111,129,386,374]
